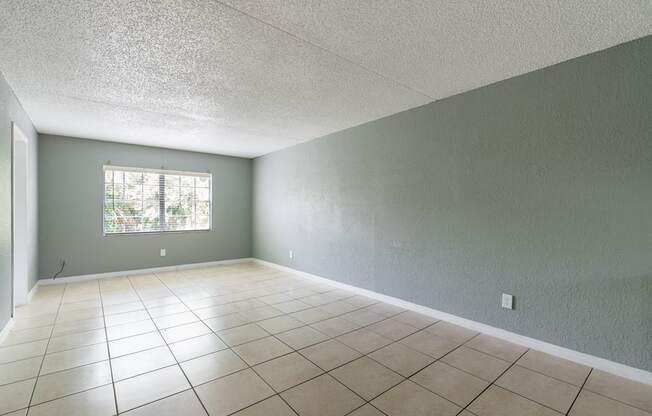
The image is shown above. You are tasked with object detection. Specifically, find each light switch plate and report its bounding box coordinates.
[501,293,513,309]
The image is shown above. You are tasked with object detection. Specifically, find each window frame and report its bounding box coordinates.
[102,165,212,236]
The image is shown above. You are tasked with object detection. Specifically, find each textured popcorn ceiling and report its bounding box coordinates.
[0,1,650,157]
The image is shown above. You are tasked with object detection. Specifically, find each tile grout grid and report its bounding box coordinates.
[0,262,650,416]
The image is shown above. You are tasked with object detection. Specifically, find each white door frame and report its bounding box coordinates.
[11,122,29,313]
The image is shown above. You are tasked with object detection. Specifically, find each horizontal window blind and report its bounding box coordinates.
[103,166,211,234]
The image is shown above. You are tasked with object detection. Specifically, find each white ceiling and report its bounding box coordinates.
[0,1,650,158]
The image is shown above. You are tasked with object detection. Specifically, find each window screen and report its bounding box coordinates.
[103,166,211,234]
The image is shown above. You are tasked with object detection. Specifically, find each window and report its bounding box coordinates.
[103,166,211,235]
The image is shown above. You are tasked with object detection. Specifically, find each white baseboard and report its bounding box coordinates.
[253,258,652,386]
[10,280,38,317]
[38,258,254,286]
[15,282,39,306]
[0,318,15,345]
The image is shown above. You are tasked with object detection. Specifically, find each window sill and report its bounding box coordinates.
[103,229,212,237]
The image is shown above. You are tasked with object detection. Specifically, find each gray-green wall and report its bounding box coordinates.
[253,37,652,371]
[39,135,252,278]
[0,72,39,329]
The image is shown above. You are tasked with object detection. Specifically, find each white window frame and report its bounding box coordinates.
[102,165,212,236]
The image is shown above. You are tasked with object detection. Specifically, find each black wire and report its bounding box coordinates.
[52,259,66,280]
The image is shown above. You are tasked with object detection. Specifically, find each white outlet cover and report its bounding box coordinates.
[501,293,514,310]
[289,250,294,259]
[160,249,166,257]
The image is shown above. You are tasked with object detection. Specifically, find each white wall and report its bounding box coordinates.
[0,71,38,327]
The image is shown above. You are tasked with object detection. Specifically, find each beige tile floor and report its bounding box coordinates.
[0,262,650,416]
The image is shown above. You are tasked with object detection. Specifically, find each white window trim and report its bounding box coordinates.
[102,165,212,236]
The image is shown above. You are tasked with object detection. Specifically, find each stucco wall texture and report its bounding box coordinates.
[38,135,252,279]
[253,37,652,371]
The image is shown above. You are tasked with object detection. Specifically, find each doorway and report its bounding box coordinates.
[12,122,29,314]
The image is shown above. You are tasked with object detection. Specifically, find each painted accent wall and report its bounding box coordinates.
[0,72,39,329]
[253,37,652,371]
[38,135,252,278]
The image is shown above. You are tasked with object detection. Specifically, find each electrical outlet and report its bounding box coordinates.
[160,249,166,257]
[289,249,294,260]
[501,293,514,310]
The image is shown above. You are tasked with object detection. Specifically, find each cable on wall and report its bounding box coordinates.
[52,259,66,280]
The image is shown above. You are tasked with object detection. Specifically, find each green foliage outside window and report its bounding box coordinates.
[104,168,210,234]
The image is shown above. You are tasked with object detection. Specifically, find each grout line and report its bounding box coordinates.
[98,279,121,415]
[0,335,52,349]
[462,342,521,364]
[458,348,531,414]
[219,310,440,414]
[343,402,390,416]
[11,305,430,410]
[2,321,56,333]
[566,368,592,415]
[6,294,403,395]
[582,391,652,414]
[252,316,377,411]
[22,381,114,410]
[24,282,67,411]
[510,363,589,390]
[571,369,652,414]
[35,357,108,379]
[236,351,303,416]
[140,270,326,410]
[124,273,212,416]
[12,264,648,416]
[331,322,465,411]
[151,270,392,414]
[492,384,571,414]
[112,386,196,415]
